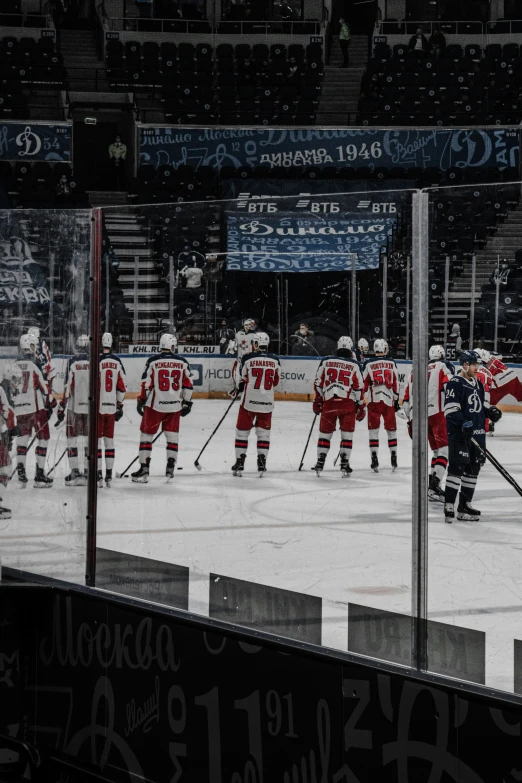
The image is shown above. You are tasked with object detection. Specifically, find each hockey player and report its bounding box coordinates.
[312,336,364,476]
[57,335,90,487]
[0,365,20,517]
[443,350,502,522]
[354,337,369,364]
[475,349,495,434]
[227,318,259,389]
[27,325,56,393]
[132,333,193,483]
[98,332,126,488]
[363,338,399,472]
[485,351,522,407]
[231,332,280,476]
[15,333,54,488]
[403,345,454,502]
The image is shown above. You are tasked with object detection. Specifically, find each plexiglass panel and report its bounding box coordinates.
[427,180,522,693]
[95,187,415,659]
[0,208,93,583]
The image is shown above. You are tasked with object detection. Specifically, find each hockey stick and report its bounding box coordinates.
[116,430,164,478]
[9,415,53,481]
[471,438,522,498]
[47,447,67,477]
[194,396,238,471]
[298,413,318,471]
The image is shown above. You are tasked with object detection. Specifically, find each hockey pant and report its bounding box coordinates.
[367,402,397,455]
[235,408,272,458]
[0,441,10,490]
[17,410,50,470]
[445,462,481,506]
[317,398,355,462]
[139,408,180,465]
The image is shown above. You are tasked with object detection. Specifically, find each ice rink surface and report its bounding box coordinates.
[2,399,522,692]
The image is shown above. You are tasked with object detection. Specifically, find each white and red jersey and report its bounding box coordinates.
[99,353,127,415]
[35,339,56,387]
[427,360,454,416]
[240,351,280,413]
[363,357,399,406]
[61,353,90,415]
[403,370,413,421]
[139,352,193,413]
[487,355,516,388]
[314,355,363,403]
[14,355,50,416]
[476,364,494,406]
[0,386,15,434]
[229,329,258,360]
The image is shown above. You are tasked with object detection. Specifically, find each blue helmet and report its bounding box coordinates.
[460,350,480,366]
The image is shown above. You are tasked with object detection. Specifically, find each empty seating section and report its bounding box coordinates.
[106,40,324,124]
[359,41,522,125]
[0,34,65,117]
[0,161,86,207]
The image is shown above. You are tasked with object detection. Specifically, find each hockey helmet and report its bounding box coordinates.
[19,333,36,353]
[337,336,353,350]
[374,338,389,354]
[102,332,113,349]
[159,333,177,352]
[77,334,89,349]
[3,363,22,386]
[243,318,257,332]
[460,350,480,366]
[358,338,369,353]
[475,348,491,363]
[252,331,270,350]
[27,326,40,339]
[429,344,445,360]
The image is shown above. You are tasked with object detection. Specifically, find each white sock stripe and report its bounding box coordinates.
[446,477,461,489]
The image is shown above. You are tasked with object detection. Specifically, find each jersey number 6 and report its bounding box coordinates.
[158,368,181,391]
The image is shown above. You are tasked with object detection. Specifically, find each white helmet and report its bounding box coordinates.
[27,326,40,339]
[243,318,257,332]
[374,338,389,354]
[337,336,353,350]
[77,334,89,349]
[20,333,36,353]
[475,348,491,363]
[102,332,113,349]
[3,363,22,385]
[358,338,369,353]
[159,333,177,352]
[429,344,445,360]
[252,331,269,350]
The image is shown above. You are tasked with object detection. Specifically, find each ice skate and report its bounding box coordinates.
[428,475,445,503]
[232,454,246,477]
[457,501,480,522]
[17,463,28,488]
[132,459,150,484]
[76,471,88,487]
[97,470,103,488]
[391,453,398,471]
[371,453,379,473]
[65,468,81,487]
[257,453,267,476]
[312,453,326,474]
[340,454,352,477]
[0,501,11,519]
[166,458,176,479]
[444,502,455,523]
[105,468,112,488]
[34,467,53,489]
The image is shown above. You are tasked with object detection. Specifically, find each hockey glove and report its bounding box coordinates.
[356,403,366,422]
[462,420,474,438]
[137,399,145,417]
[181,400,193,418]
[486,405,502,423]
[115,404,123,422]
[55,407,65,425]
[312,395,323,415]
[394,399,400,412]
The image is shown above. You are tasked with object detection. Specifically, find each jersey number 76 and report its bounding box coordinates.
[251,367,275,390]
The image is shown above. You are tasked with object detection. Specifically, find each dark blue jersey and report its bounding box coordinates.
[444,374,487,445]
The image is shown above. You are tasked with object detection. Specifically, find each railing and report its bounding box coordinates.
[486,19,522,34]
[103,16,321,35]
[0,11,51,27]
[380,20,484,35]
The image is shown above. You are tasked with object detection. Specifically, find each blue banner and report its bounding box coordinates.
[226,214,396,272]
[140,127,519,172]
[0,122,72,162]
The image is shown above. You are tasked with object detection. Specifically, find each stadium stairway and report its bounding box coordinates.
[316,35,368,125]
[60,29,109,91]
